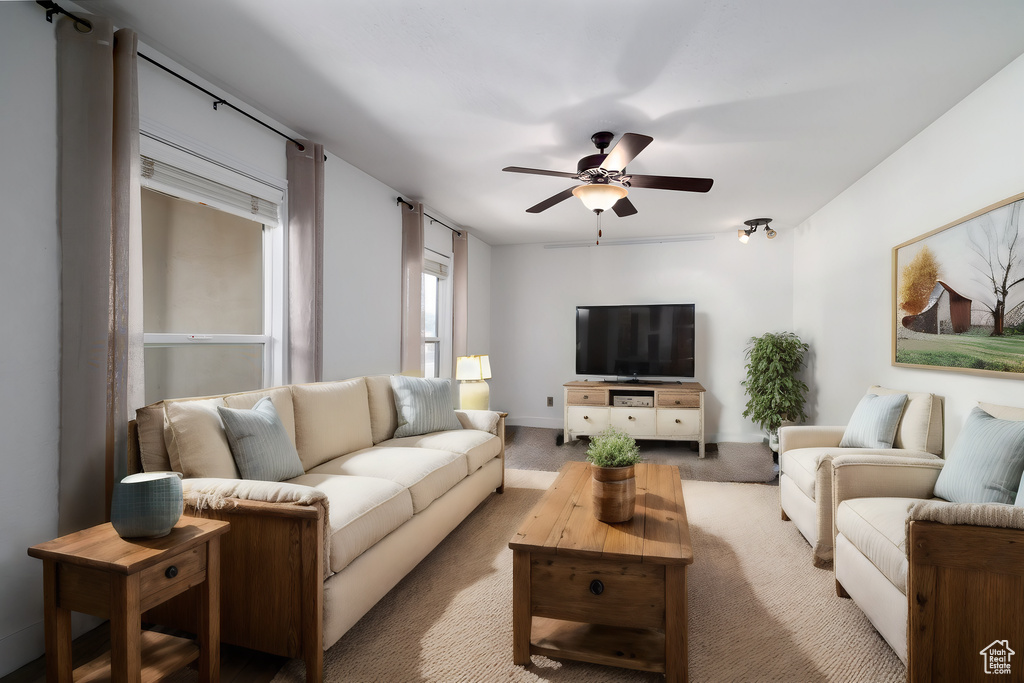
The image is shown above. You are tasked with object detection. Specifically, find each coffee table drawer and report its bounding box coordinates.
[531,556,665,630]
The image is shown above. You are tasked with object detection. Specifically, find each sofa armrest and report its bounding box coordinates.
[779,425,845,455]
[832,453,944,505]
[907,499,1024,532]
[183,477,327,509]
[455,409,502,435]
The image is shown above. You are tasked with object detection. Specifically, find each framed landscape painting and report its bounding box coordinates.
[892,191,1024,378]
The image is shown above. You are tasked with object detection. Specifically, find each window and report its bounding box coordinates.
[141,188,279,403]
[422,248,452,378]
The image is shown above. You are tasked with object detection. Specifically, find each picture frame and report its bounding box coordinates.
[892,191,1024,379]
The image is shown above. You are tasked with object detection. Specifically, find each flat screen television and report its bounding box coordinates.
[576,303,695,380]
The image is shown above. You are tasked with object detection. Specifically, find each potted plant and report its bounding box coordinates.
[586,426,642,523]
[741,331,810,450]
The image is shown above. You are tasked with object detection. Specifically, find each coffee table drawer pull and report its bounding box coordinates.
[589,580,604,596]
[165,565,178,579]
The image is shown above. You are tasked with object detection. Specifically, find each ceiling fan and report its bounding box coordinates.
[502,131,713,217]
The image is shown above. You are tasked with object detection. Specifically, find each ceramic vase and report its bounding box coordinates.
[111,472,184,539]
[591,464,636,523]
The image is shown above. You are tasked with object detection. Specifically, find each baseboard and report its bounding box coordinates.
[504,416,564,429]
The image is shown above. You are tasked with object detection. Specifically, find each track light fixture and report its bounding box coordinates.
[738,217,776,243]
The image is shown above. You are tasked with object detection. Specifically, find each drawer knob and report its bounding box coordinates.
[675,419,681,424]
[583,395,589,399]
[165,565,178,579]
[675,400,680,404]
[583,415,589,420]
[628,415,635,420]
[589,579,604,596]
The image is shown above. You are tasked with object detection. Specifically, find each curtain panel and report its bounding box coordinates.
[452,228,469,364]
[56,16,143,533]
[400,202,424,375]
[287,140,325,385]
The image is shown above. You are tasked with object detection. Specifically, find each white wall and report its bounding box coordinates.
[0,4,59,676]
[794,52,1024,450]
[490,234,794,442]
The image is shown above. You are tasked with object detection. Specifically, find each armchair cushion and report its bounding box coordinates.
[867,385,942,455]
[836,497,919,594]
[840,392,908,449]
[933,407,1024,504]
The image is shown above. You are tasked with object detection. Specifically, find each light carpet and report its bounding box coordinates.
[271,469,904,683]
[505,425,777,483]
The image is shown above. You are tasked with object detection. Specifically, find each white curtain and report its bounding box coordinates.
[400,201,424,375]
[56,16,143,533]
[287,140,325,384]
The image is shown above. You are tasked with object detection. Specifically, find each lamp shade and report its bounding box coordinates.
[456,355,491,381]
[572,184,627,213]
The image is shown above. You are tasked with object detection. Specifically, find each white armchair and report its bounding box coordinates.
[830,398,1024,677]
[778,386,943,565]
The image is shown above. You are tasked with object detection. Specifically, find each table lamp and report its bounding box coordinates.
[455,355,491,410]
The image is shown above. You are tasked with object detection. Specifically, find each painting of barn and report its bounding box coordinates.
[902,280,972,334]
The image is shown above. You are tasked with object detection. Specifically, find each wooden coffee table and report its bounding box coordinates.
[509,461,693,682]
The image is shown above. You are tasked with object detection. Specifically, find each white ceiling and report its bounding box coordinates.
[82,0,1024,245]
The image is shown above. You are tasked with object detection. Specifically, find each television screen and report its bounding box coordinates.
[576,304,695,379]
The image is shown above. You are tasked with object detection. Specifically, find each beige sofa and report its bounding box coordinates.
[130,375,506,682]
[831,401,1024,677]
[778,386,943,565]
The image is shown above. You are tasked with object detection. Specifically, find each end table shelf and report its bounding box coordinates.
[28,517,230,683]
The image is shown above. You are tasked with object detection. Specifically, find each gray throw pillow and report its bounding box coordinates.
[935,407,1024,504]
[840,392,908,449]
[218,397,305,481]
[391,375,462,438]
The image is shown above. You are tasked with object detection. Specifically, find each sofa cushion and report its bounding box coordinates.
[307,447,468,513]
[836,497,916,594]
[390,376,462,438]
[291,378,374,471]
[934,407,1024,504]
[869,386,942,455]
[164,397,239,479]
[840,392,908,449]
[365,375,399,444]
[218,397,305,482]
[779,447,826,500]
[223,386,297,446]
[286,473,414,574]
[136,403,172,472]
[380,430,501,474]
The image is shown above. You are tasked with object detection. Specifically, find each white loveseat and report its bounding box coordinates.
[831,401,1024,676]
[778,386,943,565]
[130,375,505,682]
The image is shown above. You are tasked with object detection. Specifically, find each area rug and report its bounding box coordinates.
[270,470,904,683]
[505,425,777,483]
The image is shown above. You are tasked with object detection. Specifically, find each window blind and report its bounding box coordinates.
[141,155,281,227]
[424,257,449,279]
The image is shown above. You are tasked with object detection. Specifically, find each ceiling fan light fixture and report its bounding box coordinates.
[572,183,627,213]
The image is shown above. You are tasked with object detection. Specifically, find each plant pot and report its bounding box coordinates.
[591,464,636,523]
[111,472,184,539]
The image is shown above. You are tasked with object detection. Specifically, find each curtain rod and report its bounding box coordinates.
[396,197,463,236]
[36,1,311,154]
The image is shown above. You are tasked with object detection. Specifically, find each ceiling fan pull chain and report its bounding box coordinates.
[596,210,603,245]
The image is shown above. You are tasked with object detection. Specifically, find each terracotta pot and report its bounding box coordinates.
[591,463,636,523]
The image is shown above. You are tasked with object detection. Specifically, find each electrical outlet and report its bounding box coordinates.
[546,396,554,407]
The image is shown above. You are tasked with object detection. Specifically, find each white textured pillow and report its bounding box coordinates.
[869,385,940,453]
[164,398,239,479]
[391,376,462,438]
[840,392,908,449]
[291,378,374,470]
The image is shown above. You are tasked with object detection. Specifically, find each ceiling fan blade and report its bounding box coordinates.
[627,174,713,193]
[502,166,579,179]
[526,186,577,213]
[600,133,653,172]
[612,196,638,217]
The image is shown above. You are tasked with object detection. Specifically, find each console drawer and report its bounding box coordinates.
[567,406,609,434]
[657,409,700,437]
[657,392,700,408]
[566,389,607,406]
[610,407,656,435]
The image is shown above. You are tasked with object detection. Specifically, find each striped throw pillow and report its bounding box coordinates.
[218,397,305,481]
[840,392,908,449]
[391,376,462,438]
[935,407,1024,504]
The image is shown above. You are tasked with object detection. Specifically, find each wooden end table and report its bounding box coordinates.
[509,461,693,682]
[28,517,230,683]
